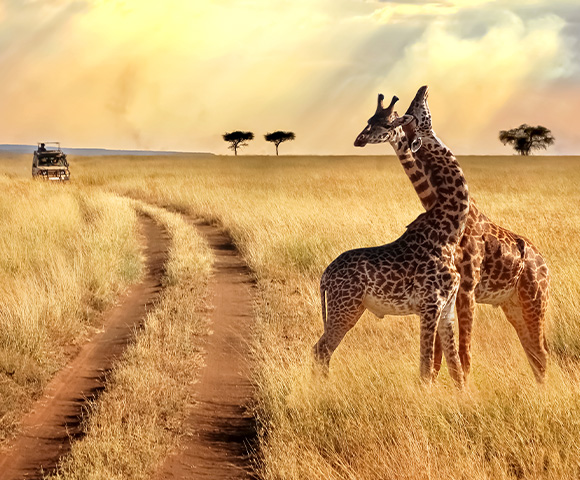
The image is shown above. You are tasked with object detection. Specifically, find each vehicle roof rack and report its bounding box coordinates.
[37,142,62,151]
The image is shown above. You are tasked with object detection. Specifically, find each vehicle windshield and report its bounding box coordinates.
[38,153,66,167]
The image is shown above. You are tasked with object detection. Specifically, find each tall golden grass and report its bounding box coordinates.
[64,153,580,479]
[2,152,579,479]
[0,168,142,442]
[50,201,212,479]
[0,151,213,477]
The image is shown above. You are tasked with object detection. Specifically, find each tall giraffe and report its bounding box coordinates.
[314,87,470,387]
[354,87,550,382]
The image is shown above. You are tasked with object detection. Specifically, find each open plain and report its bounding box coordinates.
[0,152,579,479]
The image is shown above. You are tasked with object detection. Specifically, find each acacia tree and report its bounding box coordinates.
[499,124,554,156]
[223,131,254,155]
[264,131,295,155]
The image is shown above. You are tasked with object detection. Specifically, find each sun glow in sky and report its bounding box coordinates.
[1,0,578,154]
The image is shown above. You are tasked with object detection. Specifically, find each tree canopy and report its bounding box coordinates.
[499,124,554,156]
[264,131,295,155]
[223,131,254,155]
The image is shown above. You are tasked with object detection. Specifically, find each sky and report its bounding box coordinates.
[0,0,578,155]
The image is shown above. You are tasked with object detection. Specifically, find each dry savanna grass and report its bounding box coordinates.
[0,170,142,441]
[0,152,579,479]
[49,201,213,480]
[65,153,579,479]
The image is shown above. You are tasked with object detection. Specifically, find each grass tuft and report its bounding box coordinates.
[49,201,212,480]
[0,177,141,442]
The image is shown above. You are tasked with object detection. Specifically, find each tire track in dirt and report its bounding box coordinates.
[0,214,169,480]
[154,217,256,480]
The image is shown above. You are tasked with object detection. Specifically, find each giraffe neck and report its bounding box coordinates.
[409,134,469,246]
[388,129,438,211]
[401,89,469,244]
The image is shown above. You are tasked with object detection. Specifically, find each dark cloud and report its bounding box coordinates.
[507,2,580,80]
[533,4,580,80]
[372,1,580,80]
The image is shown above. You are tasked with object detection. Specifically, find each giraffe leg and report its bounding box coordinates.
[456,287,476,381]
[456,255,481,383]
[420,293,463,388]
[313,294,366,375]
[500,257,549,383]
[418,308,438,385]
[432,333,443,380]
[501,278,548,383]
[420,266,464,389]
[436,295,464,389]
[500,294,547,383]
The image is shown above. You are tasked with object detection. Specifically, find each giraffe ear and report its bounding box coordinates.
[410,137,422,153]
[390,114,414,128]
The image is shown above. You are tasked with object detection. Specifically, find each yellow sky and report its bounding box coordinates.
[0,0,578,154]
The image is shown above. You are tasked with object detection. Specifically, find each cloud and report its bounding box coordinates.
[375,11,571,152]
[367,0,580,26]
[0,0,578,154]
[369,0,497,23]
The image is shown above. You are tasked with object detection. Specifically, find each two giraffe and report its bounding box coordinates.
[314,86,549,386]
[314,86,471,387]
[359,87,550,383]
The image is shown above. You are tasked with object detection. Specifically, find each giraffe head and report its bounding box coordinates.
[354,94,400,147]
[388,85,432,152]
[403,85,432,133]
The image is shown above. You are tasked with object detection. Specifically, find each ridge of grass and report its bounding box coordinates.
[0,179,141,442]
[49,201,213,480]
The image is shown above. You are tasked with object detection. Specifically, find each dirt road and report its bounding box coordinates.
[153,218,256,480]
[0,212,257,479]
[0,214,169,480]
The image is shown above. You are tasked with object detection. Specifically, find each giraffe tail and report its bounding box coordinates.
[516,237,526,259]
[514,237,527,283]
[320,286,328,328]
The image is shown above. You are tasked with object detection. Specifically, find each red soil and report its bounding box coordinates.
[0,215,169,480]
[153,218,256,480]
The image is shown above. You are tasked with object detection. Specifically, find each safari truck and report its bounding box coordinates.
[32,142,70,181]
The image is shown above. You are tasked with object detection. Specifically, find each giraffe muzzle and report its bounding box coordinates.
[354,131,368,147]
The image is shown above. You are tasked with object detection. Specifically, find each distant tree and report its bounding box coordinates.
[223,131,254,155]
[499,124,555,156]
[264,131,296,155]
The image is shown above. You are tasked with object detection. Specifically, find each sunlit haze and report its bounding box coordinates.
[1,0,578,154]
